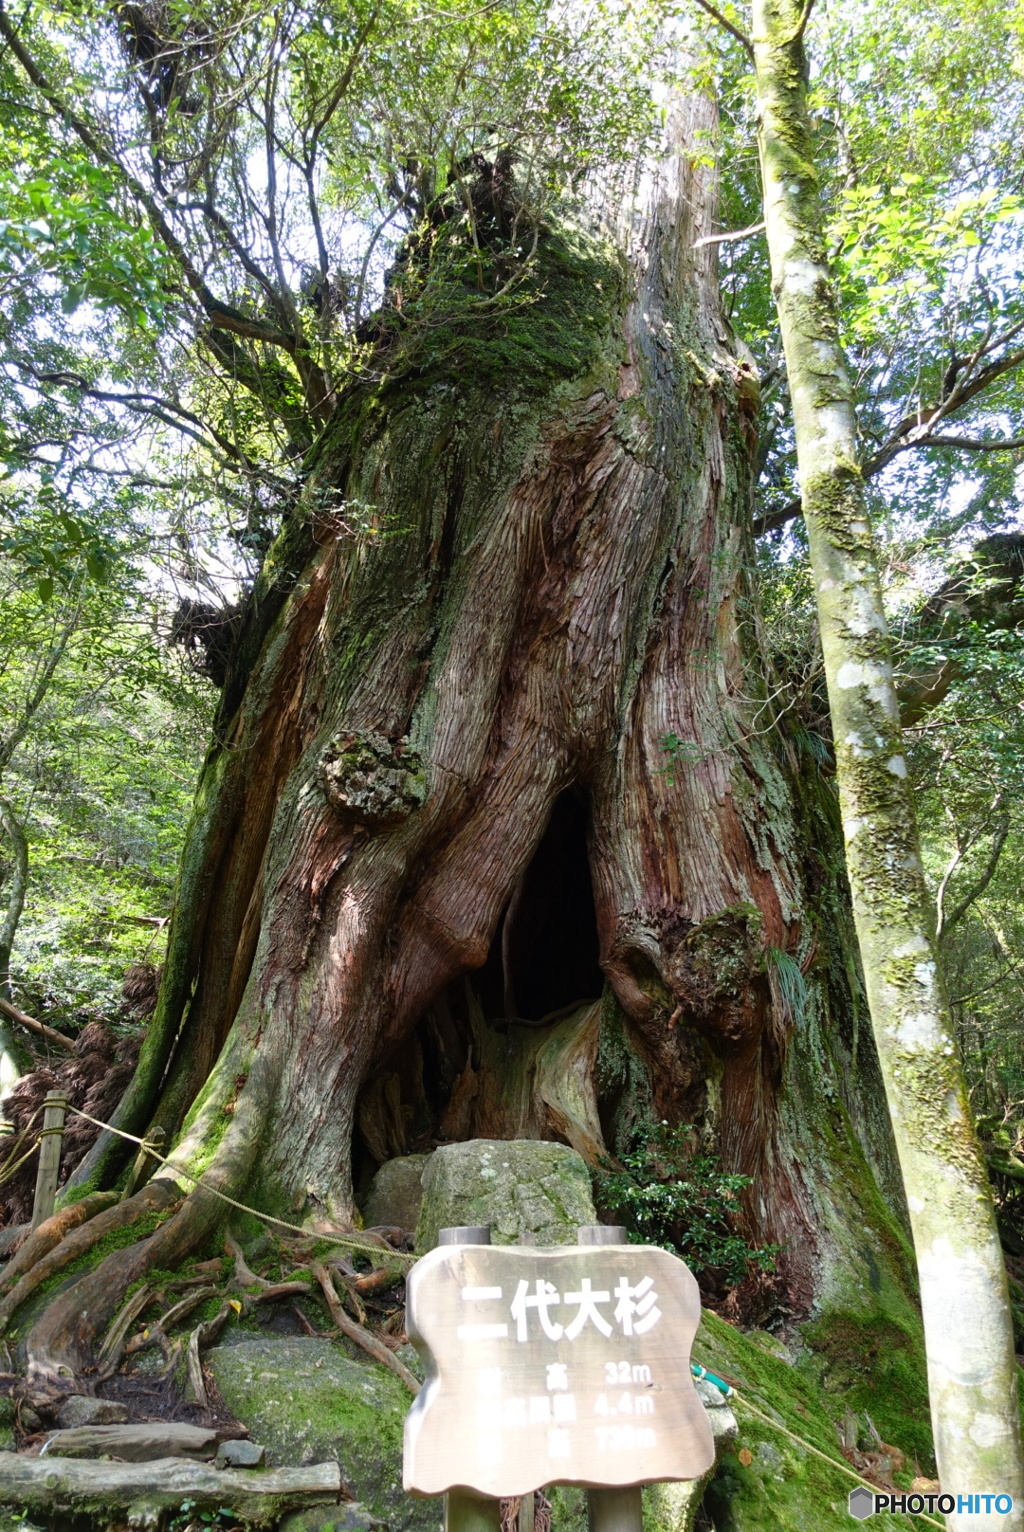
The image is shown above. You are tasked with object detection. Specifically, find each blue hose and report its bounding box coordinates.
[691,1362,734,1398]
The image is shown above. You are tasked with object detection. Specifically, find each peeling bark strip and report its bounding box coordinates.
[751,0,1024,1518]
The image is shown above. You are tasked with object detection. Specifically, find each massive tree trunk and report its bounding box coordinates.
[39,82,909,1391]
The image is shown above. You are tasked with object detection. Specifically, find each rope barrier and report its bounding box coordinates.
[63,1104,417,1265]
[691,1361,945,1530]
[0,1105,43,1190]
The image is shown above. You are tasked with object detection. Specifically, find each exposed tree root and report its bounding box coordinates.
[351,1262,405,1296]
[225,1228,265,1289]
[26,1055,273,1389]
[0,1191,118,1296]
[310,1261,420,1393]
[0,1180,180,1335]
[2,1040,417,1417]
[96,1280,156,1377]
[252,1279,313,1302]
[23,1178,194,1391]
[124,1320,178,1373]
[186,1301,233,1408]
[157,1283,219,1332]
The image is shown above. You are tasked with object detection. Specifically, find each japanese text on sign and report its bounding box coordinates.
[403,1242,714,1499]
[458,1276,662,1343]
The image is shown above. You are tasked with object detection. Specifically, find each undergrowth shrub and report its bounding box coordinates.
[600,1121,779,1290]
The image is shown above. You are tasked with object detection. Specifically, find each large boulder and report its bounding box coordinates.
[206,1336,439,1532]
[360,1154,431,1233]
[415,1139,595,1251]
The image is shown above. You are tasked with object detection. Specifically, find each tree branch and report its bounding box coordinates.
[0,4,297,358]
[693,220,766,249]
[206,300,294,349]
[937,808,1011,942]
[306,6,379,148]
[179,201,285,318]
[203,329,311,456]
[909,433,1024,453]
[24,367,254,468]
[0,995,76,1052]
[754,334,1024,534]
[691,0,755,61]
[787,0,816,43]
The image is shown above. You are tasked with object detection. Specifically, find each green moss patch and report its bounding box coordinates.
[802,1307,932,1468]
[206,1336,438,1532]
[692,1312,932,1531]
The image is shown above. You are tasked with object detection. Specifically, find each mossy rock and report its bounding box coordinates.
[361,1154,432,1234]
[206,1336,440,1532]
[415,1139,596,1252]
[280,1506,387,1532]
[0,1398,13,1454]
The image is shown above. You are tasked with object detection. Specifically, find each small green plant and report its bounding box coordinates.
[657,731,715,784]
[764,945,809,1029]
[601,1121,779,1287]
[168,1502,239,1532]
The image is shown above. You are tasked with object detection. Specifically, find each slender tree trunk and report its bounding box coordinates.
[0,796,31,1091]
[751,0,1024,1518]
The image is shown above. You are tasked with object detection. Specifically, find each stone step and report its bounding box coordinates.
[41,1421,224,1461]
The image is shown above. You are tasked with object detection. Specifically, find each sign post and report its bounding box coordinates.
[404,1223,714,1532]
[436,1227,502,1532]
[577,1226,642,1532]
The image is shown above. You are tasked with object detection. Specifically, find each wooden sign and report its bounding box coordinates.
[403,1243,714,1498]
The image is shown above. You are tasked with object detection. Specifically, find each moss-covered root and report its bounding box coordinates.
[750,0,1024,1519]
[0,1190,118,1297]
[26,1048,270,1390]
[0,1180,179,1335]
[23,1176,231,1390]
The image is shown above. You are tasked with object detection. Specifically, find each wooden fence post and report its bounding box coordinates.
[31,1090,68,1230]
